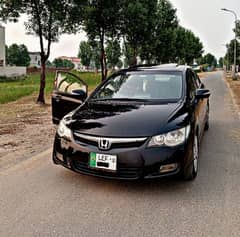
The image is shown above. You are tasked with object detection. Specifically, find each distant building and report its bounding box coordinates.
[0,24,26,77]
[0,25,6,67]
[59,56,83,70]
[29,52,41,68]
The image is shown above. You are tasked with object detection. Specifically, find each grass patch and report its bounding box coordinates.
[0,71,101,104]
[73,71,101,91]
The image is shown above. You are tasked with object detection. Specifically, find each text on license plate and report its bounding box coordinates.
[89,152,117,171]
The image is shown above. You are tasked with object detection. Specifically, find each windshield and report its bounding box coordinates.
[91,72,183,102]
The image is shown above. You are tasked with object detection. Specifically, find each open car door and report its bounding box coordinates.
[52,71,88,125]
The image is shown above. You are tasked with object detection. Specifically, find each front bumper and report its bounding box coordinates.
[52,134,192,180]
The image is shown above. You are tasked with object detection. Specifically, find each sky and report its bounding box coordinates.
[2,0,240,61]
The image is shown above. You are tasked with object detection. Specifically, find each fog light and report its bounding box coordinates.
[159,163,178,173]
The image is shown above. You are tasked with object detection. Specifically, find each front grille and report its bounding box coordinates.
[72,159,141,179]
[73,132,147,150]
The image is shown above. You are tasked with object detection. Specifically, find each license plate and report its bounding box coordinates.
[89,152,117,171]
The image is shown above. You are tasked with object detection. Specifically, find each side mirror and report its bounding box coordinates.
[195,89,210,99]
[72,89,87,101]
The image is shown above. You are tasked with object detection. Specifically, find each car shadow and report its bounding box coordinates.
[56,167,195,197]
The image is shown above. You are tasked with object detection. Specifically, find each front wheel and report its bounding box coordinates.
[182,134,199,181]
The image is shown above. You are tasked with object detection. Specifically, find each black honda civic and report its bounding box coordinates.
[52,64,210,181]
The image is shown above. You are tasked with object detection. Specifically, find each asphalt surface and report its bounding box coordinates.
[1,71,240,237]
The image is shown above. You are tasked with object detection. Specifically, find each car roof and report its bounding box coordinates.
[119,64,191,74]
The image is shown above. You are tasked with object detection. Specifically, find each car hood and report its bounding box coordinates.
[70,101,183,137]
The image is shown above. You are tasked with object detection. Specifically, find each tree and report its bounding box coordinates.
[52,58,75,69]
[106,39,122,69]
[122,0,159,66]
[201,53,217,67]
[235,20,240,39]
[150,0,178,64]
[173,27,203,64]
[6,44,30,66]
[224,39,240,66]
[5,45,8,65]
[92,45,101,71]
[183,30,203,64]
[0,0,85,104]
[78,41,92,68]
[218,57,224,68]
[83,0,123,81]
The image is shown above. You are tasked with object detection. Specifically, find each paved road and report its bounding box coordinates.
[1,71,240,237]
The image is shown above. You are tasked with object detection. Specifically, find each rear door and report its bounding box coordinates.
[52,71,88,124]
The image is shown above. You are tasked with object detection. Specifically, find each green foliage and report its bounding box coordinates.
[200,53,217,67]
[83,0,123,80]
[122,0,203,66]
[122,0,158,65]
[46,60,52,68]
[6,44,30,66]
[224,39,240,65]
[218,57,224,68]
[236,20,240,40]
[106,39,122,69]
[78,41,92,67]
[52,58,75,69]
[149,0,178,63]
[0,0,86,103]
[91,43,101,70]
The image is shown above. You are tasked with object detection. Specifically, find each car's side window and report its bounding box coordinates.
[186,70,197,100]
[55,72,87,94]
[192,71,201,88]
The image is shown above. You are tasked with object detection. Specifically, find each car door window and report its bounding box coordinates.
[192,71,202,88]
[187,70,197,100]
[55,71,87,95]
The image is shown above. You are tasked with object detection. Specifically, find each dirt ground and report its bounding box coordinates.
[225,73,240,115]
[0,94,55,171]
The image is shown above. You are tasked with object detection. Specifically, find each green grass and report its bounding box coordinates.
[74,71,102,91]
[0,71,101,104]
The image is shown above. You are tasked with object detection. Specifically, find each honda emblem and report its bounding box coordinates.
[98,138,111,150]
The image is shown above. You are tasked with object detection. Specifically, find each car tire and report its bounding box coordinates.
[183,134,199,181]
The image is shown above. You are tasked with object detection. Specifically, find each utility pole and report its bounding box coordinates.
[221,8,238,79]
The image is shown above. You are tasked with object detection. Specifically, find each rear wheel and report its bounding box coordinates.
[183,134,199,181]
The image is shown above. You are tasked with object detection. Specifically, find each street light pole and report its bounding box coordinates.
[221,8,238,79]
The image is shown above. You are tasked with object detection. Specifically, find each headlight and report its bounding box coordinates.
[57,119,72,140]
[148,125,191,147]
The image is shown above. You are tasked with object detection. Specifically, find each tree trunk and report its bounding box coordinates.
[100,50,105,82]
[130,48,137,66]
[103,50,108,80]
[37,60,46,104]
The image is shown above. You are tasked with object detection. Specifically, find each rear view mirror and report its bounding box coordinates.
[195,89,210,99]
[72,89,87,101]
